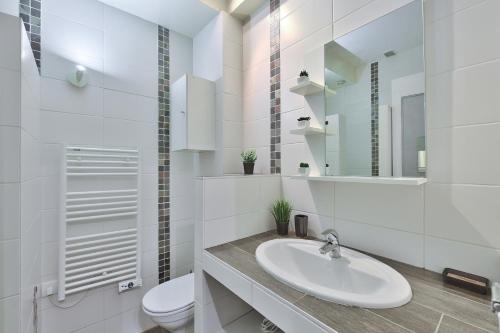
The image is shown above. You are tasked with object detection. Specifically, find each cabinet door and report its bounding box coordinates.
[171,75,187,151]
[187,76,216,150]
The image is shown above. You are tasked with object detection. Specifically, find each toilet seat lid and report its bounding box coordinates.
[142,273,194,314]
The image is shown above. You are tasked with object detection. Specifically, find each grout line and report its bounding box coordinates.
[365,309,415,333]
[433,313,444,333]
[442,314,494,333]
[335,217,424,236]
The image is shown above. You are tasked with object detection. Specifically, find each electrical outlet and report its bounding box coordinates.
[118,279,142,293]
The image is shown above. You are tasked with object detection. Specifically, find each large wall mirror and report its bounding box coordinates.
[324,0,425,178]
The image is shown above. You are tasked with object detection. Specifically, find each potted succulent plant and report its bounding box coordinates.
[297,70,309,84]
[299,162,310,176]
[271,199,292,236]
[241,149,257,175]
[297,116,311,129]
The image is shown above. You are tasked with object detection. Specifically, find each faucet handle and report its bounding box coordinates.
[321,229,339,243]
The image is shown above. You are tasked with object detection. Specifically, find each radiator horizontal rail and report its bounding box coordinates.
[65,251,136,269]
[67,228,137,242]
[66,196,137,204]
[67,160,138,165]
[65,268,136,289]
[66,245,137,263]
[67,189,137,196]
[67,200,138,210]
[66,212,137,223]
[66,262,137,283]
[66,206,137,217]
[67,166,138,171]
[66,234,136,249]
[67,172,137,176]
[66,153,138,159]
[67,147,138,153]
[66,240,136,256]
[66,256,136,275]
[65,273,137,296]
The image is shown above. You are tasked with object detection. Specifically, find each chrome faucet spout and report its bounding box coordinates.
[319,229,341,259]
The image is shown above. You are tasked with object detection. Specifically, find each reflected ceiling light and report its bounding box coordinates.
[67,64,89,88]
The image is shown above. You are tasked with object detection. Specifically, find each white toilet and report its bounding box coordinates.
[142,273,194,333]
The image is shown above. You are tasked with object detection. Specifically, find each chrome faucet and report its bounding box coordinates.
[319,229,341,259]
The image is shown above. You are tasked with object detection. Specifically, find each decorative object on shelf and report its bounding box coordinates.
[271,199,292,236]
[297,70,309,84]
[297,116,311,129]
[294,214,308,238]
[299,162,310,176]
[241,149,257,175]
[442,268,489,295]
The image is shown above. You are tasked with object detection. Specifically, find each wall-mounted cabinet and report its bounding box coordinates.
[172,74,216,152]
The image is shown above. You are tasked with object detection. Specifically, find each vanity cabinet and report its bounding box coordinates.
[171,74,215,152]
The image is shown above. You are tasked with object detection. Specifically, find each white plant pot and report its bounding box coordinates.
[297,120,310,129]
[297,76,309,84]
[299,167,310,176]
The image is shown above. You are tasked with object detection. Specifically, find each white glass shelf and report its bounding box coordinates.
[289,81,336,96]
[290,175,427,186]
[289,127,325,135]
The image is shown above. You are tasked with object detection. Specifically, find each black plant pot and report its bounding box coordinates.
[243,162,255,175]
[276,221,289,236]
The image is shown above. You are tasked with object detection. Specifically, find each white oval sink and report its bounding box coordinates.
[255,238,412,308]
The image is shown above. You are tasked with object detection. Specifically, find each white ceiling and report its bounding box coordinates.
[98,0,219,37]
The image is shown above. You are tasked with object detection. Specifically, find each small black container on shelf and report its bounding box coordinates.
[294,214,308,238]
[243,162,255,175]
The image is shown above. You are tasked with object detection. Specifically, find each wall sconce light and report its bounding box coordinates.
[67,65,89,88]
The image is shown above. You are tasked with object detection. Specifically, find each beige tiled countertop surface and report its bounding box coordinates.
[207,231,497,333]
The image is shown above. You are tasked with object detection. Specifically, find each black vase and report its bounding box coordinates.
[276,221,289,236]
[294,214,308,238]
[243,162,255,175]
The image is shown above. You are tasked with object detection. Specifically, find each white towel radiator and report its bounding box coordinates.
[58,146,142,301]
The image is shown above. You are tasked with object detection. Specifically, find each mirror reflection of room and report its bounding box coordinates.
[324,0,425,178]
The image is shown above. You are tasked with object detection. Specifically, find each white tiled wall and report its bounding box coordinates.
[280,0,331,177]
[197,175,281,249]
[38,1,159,332]
[170,31,196,279]
[242,3,271,174]
[424,0,500,281]
[193,12,245,176]
[0,13,41,333]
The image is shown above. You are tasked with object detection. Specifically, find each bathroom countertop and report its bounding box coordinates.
[206,231,497,333]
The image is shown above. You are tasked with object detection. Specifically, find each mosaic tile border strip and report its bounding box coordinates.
[19,0,41,70]
[270,0,281,174]
[370,62,379,176]
[158,25,170,283]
